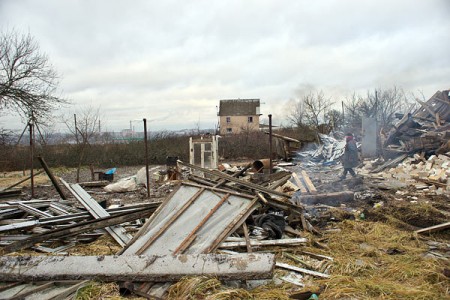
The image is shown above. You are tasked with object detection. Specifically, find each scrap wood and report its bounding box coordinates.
[219,237,308,249]
[0,220,38,233]
[291,172,307,193]
[78,180,110,187]
[415,221,450,234]
[370,154,408,173]
[0,253,275,282]
[0,189,22,199]
[283,252,315,270]
[1,206,155,254]
[296,250,334,261]
[37,156,67,200]
[178,160,291,198]
[300,170,317,194]
[0,280,90,300]
[61,178,132,247]
[275,262,330,278]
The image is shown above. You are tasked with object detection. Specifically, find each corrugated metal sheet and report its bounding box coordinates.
[123,183,258,256]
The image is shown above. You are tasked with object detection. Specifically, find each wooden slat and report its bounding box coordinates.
[300,171,317,194]
[415,222,450,234]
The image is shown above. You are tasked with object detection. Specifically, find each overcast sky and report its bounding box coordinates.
[1,0,449,132]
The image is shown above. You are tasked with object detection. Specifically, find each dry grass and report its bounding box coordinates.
[75,282,126,300]
[317,220,449,299]
[0,169,50,188]
[167,277,293,300]
[68,235,122,256]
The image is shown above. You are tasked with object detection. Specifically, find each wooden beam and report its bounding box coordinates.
[38,156,67,200]
[415,222,450,234]
[0,254,275,282]
[300,171,317,194]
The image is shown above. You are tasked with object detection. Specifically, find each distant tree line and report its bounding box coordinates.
[285,86,415,139]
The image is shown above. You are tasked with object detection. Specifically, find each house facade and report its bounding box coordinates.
[218,99,260,135]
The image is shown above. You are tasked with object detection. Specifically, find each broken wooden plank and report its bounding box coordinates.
[291,173,308,193]
[0,220,38,233]
[17,203,53,218]
[276,262,330,278]
[0,254,275,282]
[38,156,67,200]
[415,221,450,234]
[79,181,110,187]
[219,237,308,249]
[300,170,317,194]
[242,222,252,253]
[178,160,291,198]
[0,189,22,199]
[1,207,155,254]
[296,250,334,261]
[61,179,132,247]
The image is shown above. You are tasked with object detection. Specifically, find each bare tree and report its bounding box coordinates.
[343,92,364,132]
[62,106,101,182]
[357,86,408,130]
[302,90,334,129]
[0,30,66,123]
[286,98,306,128]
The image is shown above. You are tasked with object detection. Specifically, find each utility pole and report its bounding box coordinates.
[143,118,150,198]
[269,114,273,174]
[29,121,35,198]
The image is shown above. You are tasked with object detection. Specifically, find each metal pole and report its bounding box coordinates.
[143,118,150,198]
[74,114,79,144]
[268,114,273,174]
[29,122,35,198]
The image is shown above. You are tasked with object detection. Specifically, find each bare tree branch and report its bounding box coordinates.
[0,29,67,123]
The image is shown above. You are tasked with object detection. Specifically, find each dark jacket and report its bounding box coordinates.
[342,139,359,168]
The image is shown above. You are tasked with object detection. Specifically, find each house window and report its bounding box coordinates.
[226,128,232,133]
[226,117,231,123]
[248,116,253,123]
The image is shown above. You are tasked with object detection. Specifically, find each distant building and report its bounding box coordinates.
[218,99,261,134]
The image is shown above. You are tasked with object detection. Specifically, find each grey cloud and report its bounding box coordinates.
[1,0,449,131]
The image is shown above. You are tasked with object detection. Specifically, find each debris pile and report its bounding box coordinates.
[0,147,448,299]
[383,89,450,156]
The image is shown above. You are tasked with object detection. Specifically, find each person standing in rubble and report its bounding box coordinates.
[340,133,358,180]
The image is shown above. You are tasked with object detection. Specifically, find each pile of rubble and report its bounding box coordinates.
[383,89,450,156]
[0,158,346,299]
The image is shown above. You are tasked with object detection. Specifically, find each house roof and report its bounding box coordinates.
[218,99,260,116]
